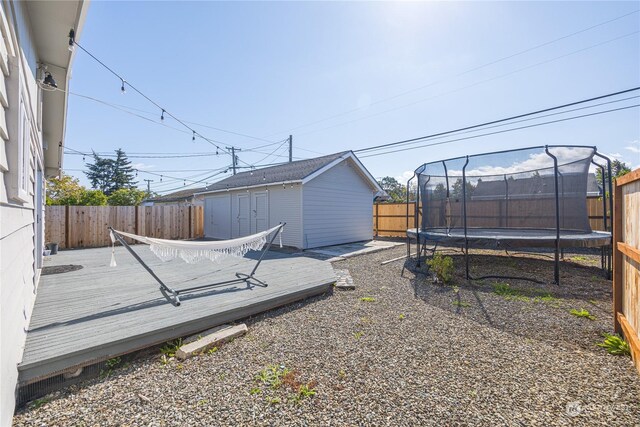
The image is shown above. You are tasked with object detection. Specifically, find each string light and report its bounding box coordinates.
[120,79,126,94]
[160,175,163,182]
[192,131,196,142]
[68,29,75,52]
[161,109,165,121]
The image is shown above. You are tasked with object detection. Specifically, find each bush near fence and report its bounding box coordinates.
[45,205,204,249]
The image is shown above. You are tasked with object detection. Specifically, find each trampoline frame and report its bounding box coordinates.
[405,145,613,285]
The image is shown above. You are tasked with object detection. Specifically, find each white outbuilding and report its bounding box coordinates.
[196,151,383,249]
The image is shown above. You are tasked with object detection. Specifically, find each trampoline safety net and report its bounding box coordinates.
[416,146,598,234]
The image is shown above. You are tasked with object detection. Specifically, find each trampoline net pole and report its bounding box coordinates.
[462,156,470,279]
[545,146,561,285]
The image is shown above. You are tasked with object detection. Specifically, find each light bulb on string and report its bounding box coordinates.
[68,29,75,52]
[183,180,186,186]
[192,131,196,142]
[160,109,165,121]
[120,79,126,94]
[82,155,85,162]
[160,175,163,182]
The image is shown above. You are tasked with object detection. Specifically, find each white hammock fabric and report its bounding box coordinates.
[110,224,283,266]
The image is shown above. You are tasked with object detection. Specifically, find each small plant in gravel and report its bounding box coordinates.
[100,357,122,378]
[399,313,406,320]
[207,346,218,354]
[338,369,346,379]
[570,308,596,320]
[196,399,208,406]
[250,387,262,395]
[256,365,291,389]
[493,283,530,302]
[29,396,52,409]
[360,297,376,302]
[427,253,454,284]
[267,397,281,405]
[597,333,631,356]
[452,300,470,308]
[353,331,364,340]
[160,338,183,358]
[298,382,317,399]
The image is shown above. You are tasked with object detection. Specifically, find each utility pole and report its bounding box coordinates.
[225,146,241,175]
[143,179,153,194]
[288,135,293,163]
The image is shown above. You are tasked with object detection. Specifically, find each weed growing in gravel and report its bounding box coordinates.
[196,399,208,406]
[256,365,291,389]
[399,313,406,320]
[360,297,376,302]
[427,253,454,284]
[452,301,470,308]
[100,357,122,378]
[207,346,218,354]
[597,333,630,356]
[570,308,596,320]
[29,396,52,409]
[570,255,588,262]
[493,283,530,302]
[338,369,346,378]
[250,387,262,395]
[298,383,317,399]
[160,338,183,358]
[267,397,281,405]
[353,331,364,340]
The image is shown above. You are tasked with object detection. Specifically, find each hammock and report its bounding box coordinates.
[108,223,285,307]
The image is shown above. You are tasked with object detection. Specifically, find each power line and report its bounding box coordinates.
[69,36,255,167]
[354,87,640,154]
[263,9,640,138]
[359,104,640,158]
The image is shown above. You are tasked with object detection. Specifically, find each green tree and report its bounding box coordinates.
[85,149,137,195]
[79,189,108,206]
[107,188,147,206]
[450,178,476,200]
[112,148,137,191]
[432,183,447,199]
[46,175,84,205]
[378,176,406,203]
[596,160,632,187]
[85,152,116,195]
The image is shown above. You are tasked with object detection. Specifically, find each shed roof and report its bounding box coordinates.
[196,151,381,194]
[145,187,207,203]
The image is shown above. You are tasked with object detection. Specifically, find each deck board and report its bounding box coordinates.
[19,245,335,384]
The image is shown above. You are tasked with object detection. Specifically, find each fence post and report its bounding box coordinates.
[64,205,70,249]
[189,205,193,238]
[613,179,623,334]
[375,203,379,237]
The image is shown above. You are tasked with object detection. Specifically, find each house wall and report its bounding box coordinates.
[302,159,375,249]
[203,184,303,248]
[0,2,44,423]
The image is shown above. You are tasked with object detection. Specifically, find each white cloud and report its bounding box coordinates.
[625,140,640,154]
[395,170,416,183]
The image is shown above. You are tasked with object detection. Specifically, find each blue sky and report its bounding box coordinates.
[63,1,640,193]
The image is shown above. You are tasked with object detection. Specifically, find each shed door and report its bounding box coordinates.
[252,191,268,233]
[205,195,231,239]
[235,193,250,237]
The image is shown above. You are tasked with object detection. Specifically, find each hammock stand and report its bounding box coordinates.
[108,223,285,307]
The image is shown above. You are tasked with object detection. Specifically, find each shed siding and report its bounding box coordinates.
[267,185,302,248]
[204,185,303,248]
[302,159,374,248]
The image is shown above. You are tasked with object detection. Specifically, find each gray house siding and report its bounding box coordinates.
[302,159,374,249]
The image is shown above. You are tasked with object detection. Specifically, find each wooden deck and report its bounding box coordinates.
[19,245,335,384]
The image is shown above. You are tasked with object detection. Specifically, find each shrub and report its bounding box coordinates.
[597,333,631,356]
[427,253,454,284]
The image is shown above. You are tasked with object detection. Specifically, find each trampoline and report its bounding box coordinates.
[406,145,613,284]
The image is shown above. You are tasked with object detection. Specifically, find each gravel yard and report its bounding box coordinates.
[14,245,640,426]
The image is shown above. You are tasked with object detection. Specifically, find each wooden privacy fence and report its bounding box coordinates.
[613,168,640,374]
[45,205,204,249]
[374,196,608,237]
